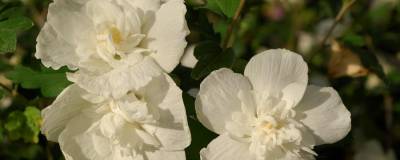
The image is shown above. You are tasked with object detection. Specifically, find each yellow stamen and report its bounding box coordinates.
[110,27,123,44]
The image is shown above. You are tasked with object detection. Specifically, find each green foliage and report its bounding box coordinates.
[6,66,72,97]
[4,106,41,143]
[0,7,24,19]
[199,0,241,18]
[212,20,229,40]
[340,33,365,47]
[185,0,205,7]
[0,30,16,53]
[0,16,33,31]
[191,41,236,80]
[0,6,33,53]
[215,0,241,18]
[199,0,223,15]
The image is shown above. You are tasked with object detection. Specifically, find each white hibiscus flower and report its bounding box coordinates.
[195,49,351,160]
[41,74,191,160]
[36,0,189,98]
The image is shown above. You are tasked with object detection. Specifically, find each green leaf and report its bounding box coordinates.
[215,0,241,18]
[5,111,24,131]
[191,41,236,80]
[0,15,33,53]
[340,33,365,47]
[4,107,42,143]
[0,16,33,31]
[6,66,72,97]
[200,0,223,15]
[0,30,16,53]
[0,7,24,20]
[23,107,41,143]
[186,0,206,6]
[200,0,241,18]
[5,111,25,141]
[212,19,229,39]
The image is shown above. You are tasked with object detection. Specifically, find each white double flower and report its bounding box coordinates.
[37,0,191,160]
[42,74,190,160]
[196,49,351,160]
[36,0,189,98]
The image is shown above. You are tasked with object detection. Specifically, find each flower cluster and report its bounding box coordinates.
[36,0,351,160]
[37,0,191,159]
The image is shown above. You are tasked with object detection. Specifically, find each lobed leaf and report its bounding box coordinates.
[6,66,71,97]
[191,41,236,80]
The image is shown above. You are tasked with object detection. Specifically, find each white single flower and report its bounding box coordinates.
[41,74,191,160]
[195,49,351,160]
[36,0,189,98]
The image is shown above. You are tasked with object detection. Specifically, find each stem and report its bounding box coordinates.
[308,0,356,61]
[222,0,246,49]
[0,82,12,93]
[320,0,356,46]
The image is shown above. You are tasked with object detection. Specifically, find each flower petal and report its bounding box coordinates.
[36,0,95,69]
[124,0,161,12]
[195,68,253,134]
[140,73,191,150]
[41,84,92,142]
[180,44,198,68]
[67,57,163,99]
[144,150,186,160]
[141,0,189,72]
[244,49,308,105]
[58,114,100,160]
[36,24,79,70]
[200,134,256,160]
[295,85,351,145]
[85,1,126,28]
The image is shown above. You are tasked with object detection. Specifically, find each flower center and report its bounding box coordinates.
[260,119,280,133]
[109,91,158,125]
[95,24,146,66]
[110,27,123,45]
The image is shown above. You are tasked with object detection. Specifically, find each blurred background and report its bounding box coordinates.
[0,0,399,159]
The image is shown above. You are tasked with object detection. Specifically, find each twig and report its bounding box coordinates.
[222,0,246,49]
[308,0,357,61]
[0,82,12,93]
[320,0,357,46]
